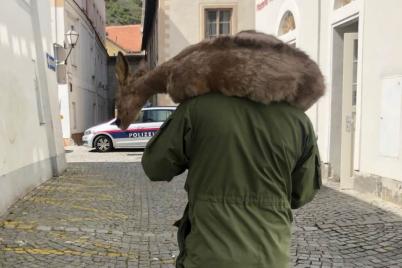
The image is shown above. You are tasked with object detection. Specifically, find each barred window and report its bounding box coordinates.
[278,11,296,36]
[205,9,232,39]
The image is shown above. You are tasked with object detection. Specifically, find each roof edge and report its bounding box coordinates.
[106,24,142,29]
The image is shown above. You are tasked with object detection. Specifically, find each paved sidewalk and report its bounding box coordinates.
[0,147,402,267]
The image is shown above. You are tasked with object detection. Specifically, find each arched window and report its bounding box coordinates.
[278,11,296,36]
[334,0,353,9]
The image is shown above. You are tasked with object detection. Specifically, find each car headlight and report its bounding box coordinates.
[84,130,93,135]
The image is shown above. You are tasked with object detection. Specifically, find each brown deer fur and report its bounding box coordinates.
[115,30,325,129]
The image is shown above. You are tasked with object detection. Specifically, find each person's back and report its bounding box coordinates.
[142,93,321,268]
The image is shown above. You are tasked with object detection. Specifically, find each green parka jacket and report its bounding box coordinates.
[142,93,321,268]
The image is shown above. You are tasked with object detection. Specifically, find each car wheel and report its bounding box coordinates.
[94,135,113,152]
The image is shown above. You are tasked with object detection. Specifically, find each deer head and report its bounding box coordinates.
[115,52,150,130]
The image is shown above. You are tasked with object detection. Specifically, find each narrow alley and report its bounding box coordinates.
[0,147,401,268]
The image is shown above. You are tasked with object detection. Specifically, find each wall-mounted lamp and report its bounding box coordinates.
[57,27,79,65]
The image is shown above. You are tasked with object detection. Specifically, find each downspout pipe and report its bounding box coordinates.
[315,0,321,135]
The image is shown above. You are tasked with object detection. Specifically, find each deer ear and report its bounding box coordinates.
[116,51,129,84]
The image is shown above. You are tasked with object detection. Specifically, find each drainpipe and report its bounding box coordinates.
[54,0,58,44]
[315,0,321,135]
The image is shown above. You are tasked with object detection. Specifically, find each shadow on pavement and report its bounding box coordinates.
[88,148,145,153]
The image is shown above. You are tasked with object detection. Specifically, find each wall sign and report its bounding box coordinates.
[257,0,272,11]
[46,53,56,72]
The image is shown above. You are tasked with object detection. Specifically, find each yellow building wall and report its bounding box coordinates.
[106,39,127,56]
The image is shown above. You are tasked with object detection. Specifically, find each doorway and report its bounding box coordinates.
[329,20,360,189]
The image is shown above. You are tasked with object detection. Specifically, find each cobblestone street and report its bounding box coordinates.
[1,146,402,267]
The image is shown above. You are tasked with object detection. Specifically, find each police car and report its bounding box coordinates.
[82,107,176,152]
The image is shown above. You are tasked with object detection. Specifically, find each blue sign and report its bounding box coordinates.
[46,53,56,71]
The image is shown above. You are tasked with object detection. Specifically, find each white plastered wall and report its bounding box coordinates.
[256,0,402,183]
[0,0,66,214]
[255,0,331,162]
[357,0,402,181]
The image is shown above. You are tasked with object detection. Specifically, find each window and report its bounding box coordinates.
[93,103,97,124]
[278,11,296,36]
[204,9,232,39]
[136,110,174,123]
[352,39,358,106]
[99,104,104,121]
[72,102,77,130]
[334,0,353,9]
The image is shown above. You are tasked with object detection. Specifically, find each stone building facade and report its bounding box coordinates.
[142,0,256,106]
[53,0,109,145]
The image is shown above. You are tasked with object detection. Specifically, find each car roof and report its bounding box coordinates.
[142,106,177,110]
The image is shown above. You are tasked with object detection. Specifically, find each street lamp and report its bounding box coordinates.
[65,28,79,48]
[57,27,79,65]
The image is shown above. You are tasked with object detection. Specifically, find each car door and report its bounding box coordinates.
[127,109,174,148]
[107,118,132,149]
